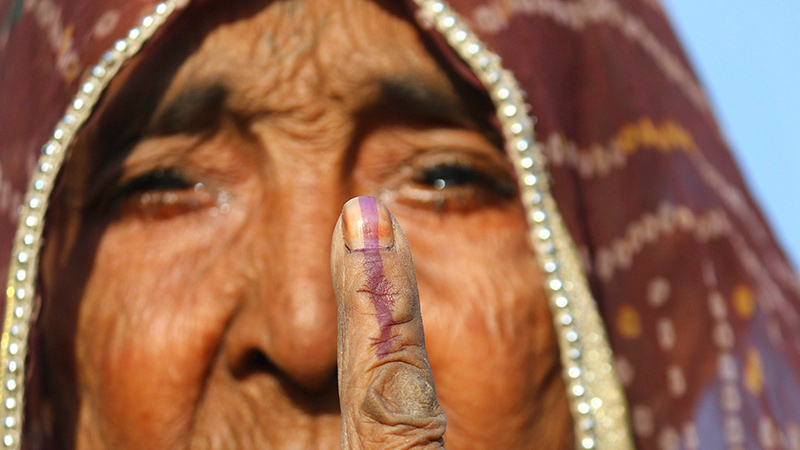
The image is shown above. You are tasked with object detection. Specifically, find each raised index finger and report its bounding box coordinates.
[331,197,446,449]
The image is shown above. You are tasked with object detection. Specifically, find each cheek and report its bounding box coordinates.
[398,206,559,440]
[70,215,248,443]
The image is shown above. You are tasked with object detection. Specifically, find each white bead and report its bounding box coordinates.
[566,330,579,342]
[128,28,141,40]
[42,142,58,155]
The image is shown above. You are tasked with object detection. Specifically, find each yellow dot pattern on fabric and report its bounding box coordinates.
[616,117,697,155]
[733,284,755,319]
[744,347,764,395]
[618,304,642,339]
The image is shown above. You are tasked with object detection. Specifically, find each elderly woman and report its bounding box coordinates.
[0,0,799,448]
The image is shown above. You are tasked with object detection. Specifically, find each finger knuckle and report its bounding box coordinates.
[359,364,446,443]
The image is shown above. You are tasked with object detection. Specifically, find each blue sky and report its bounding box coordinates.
[663,0,800,268]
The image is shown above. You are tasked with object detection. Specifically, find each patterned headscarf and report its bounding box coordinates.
[1,0,799,448]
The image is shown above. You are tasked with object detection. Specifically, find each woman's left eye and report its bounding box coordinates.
[109,168,221,220]
[392,157,516,212]
[415,163,513,193]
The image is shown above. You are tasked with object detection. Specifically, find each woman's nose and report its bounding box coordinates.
[224,205,339,392]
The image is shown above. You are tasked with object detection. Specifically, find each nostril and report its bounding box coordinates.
[230,349,278,381]
[229,348,338,395]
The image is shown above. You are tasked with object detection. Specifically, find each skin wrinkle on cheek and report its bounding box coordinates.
[356,196,397,359]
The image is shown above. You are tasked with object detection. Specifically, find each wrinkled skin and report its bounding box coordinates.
[39,0,572,448]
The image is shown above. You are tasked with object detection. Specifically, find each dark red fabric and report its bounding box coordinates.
[440,1,800,448]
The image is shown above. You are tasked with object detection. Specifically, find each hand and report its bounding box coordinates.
[331,196,447,449]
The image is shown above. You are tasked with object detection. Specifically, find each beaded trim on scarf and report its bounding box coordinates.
[0,2,185,447]
[412,1,634,448]
[0,0,633,448]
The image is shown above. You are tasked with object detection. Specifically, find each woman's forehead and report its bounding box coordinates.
[79,0,498,169]
[159,0,449,114]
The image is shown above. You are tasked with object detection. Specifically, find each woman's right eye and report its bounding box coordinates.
[110,168,222,220]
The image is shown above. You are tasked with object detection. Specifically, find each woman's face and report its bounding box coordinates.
[40,0,570,448]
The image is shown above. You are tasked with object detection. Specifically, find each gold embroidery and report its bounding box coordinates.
[744,347,764,395]
[617,118,697,155]
[732,284,755,319]
[617,305,642,339]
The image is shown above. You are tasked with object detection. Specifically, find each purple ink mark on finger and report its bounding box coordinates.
[358,197,397,359]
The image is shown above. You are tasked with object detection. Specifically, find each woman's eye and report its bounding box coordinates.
[110,168,221,220]
[399,161,516,212]
[118,168,192,195]
[416,164,506,191]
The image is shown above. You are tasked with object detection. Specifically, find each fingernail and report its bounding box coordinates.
[342,196,394,251]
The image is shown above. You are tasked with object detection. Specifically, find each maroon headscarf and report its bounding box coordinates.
[1,0,799,448]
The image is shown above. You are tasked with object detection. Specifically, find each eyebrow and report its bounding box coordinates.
[355,76,504,152]
[355,77,477,129]
[148,84,229,137]
[92,74,499,174]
